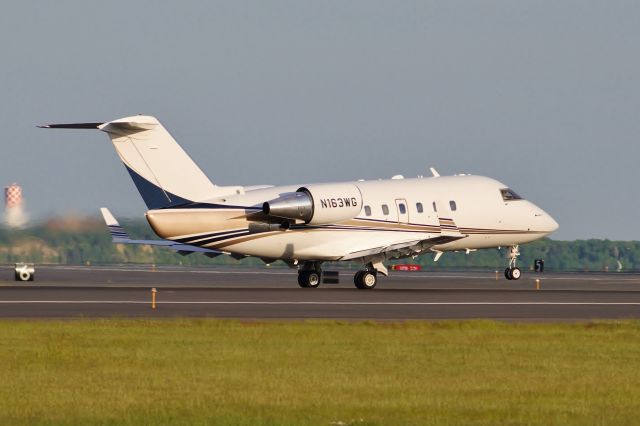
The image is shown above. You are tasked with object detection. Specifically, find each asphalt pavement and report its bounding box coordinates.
[1,265,639,321]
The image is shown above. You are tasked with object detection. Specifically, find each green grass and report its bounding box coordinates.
[1,320,640,425]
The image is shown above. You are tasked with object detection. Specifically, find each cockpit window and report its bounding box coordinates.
[501,188,523,201]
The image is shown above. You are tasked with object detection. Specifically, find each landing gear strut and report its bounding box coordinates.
[354,265,378,289]
[504,245,521,281]
[298,261,322,288]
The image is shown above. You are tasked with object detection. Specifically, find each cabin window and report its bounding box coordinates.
[416,202,424,213]
[382,204,389,215]
[501,188,523,201]
[432,202,437,212]
[449,201,457,211]
[398,203,406,214]
[364,205,372,216]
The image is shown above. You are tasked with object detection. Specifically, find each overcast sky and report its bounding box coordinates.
[0,1,638,240]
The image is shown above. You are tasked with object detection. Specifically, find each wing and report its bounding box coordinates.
[339,234,466,262]
[100,208,222,258]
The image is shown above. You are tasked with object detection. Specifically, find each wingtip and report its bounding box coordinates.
[37,122,104,129]
[99,207,119,226]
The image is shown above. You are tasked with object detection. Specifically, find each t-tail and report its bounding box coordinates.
[40,115,241,209]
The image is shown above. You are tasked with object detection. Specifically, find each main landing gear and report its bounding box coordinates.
[297,261,322,288]
[504,245,521,281]
[354,265,378,290]
[297,261,381,290]
[354,270,377,289]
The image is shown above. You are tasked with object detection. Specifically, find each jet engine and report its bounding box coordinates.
[262,183,363,225]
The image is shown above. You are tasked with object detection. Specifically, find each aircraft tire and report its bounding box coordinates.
[357,271,377,290]
[504,268,513,280]
[297,272,309,288]
[354,271,364,289]
[298,271,320,288]
[510,267,521,280]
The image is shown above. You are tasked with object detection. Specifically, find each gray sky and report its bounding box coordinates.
[1,1,638,240]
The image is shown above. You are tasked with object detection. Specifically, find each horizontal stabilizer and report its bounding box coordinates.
[38,122,104,129]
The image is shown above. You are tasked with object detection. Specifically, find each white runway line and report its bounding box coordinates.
[51,266,295,275]
[1,301,640,306]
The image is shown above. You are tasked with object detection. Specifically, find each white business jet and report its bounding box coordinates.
[41,115,558,289]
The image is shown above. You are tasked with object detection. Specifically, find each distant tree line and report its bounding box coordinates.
[0,218,638,272]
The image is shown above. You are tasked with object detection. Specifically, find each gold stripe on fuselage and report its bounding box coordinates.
[146,208,545,253]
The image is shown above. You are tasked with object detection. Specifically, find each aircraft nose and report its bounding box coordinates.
[546,215,559,233]
[536,211,559,234]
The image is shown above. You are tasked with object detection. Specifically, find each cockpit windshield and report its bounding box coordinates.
[500,188,523,201]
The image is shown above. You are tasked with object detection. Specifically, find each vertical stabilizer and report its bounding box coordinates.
[98,115,222,209]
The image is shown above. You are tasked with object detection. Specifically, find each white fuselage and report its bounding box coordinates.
[146,175,558,263]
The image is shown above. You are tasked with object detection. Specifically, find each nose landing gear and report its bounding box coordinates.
[504,245,521,280]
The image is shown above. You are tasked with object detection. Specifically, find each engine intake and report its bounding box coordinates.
[262,183,362,225]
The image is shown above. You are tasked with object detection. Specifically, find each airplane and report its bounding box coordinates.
[40,115,559,289]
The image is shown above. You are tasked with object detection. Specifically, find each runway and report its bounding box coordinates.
[2,265,640,320]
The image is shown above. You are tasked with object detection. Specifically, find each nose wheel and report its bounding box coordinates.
[504,245,521,281]
[504,267,521,280]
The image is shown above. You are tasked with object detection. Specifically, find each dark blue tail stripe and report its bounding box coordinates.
[124,165,191,209]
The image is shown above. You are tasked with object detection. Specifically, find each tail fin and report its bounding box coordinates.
[98,116,222,209]
[42,115,241,209]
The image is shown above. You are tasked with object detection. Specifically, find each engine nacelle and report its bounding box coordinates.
[262,183,362,225]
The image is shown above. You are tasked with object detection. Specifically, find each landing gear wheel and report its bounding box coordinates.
[510,267,521,280]
[354,270,377,290]
[298,271,321,288]
[354,271,365,289]
[504,268,521,281]
[504,268,513,280]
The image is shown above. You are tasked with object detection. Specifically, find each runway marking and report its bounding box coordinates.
[1,301,640,306]
[50,266,295,275]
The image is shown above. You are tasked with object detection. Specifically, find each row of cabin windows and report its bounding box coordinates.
[363,201,457,217]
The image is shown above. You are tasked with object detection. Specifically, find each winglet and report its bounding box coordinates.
[430,167,440,178]
[100,207,131,242]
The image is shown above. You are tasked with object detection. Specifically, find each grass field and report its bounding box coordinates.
[1,319,639,425]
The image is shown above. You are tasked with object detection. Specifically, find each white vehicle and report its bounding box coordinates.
[41,115,558,289]
[14,263,35,282]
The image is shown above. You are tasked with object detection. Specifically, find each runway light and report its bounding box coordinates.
[151,288,158,310]
[536,279,541,290]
